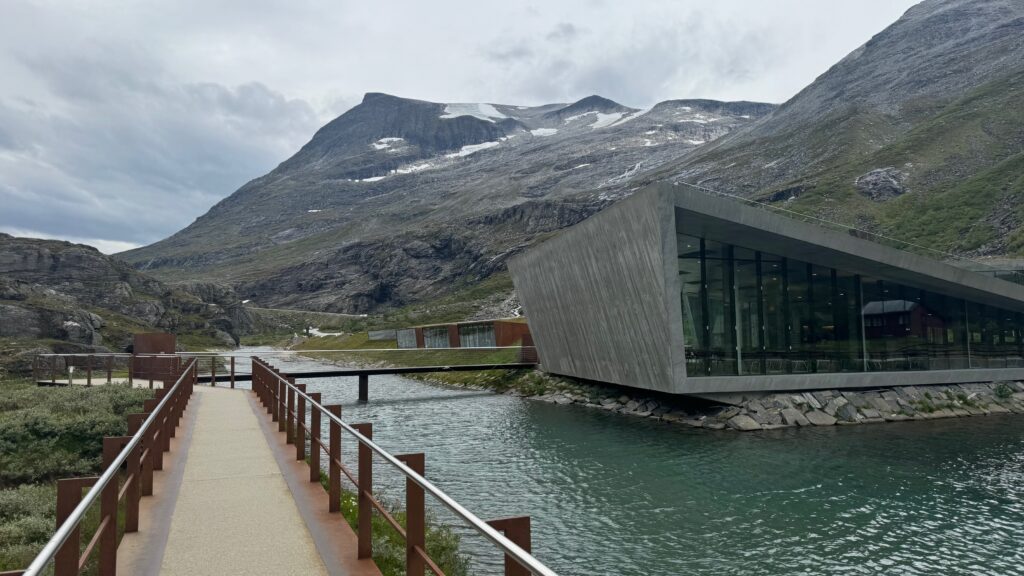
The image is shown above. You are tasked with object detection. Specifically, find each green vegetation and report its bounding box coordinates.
[0,378,151,572]
[315,472,468,576]
[995,382,1014,399]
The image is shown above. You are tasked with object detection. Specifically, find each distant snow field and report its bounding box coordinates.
[440,103,507,122]
[307,209,322,213]
[371,137,404,150]
[530,128,558,136]
[445,141,500,158]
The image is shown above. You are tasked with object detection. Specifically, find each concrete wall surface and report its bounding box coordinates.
[509,186,684,393]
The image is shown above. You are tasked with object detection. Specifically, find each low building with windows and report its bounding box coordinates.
[396,318,531,349]
[508,183,1024,394]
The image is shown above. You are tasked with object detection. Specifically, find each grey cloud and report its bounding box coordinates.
[546,23,580,42]
[485,45,535,63]
[0,47,320,247]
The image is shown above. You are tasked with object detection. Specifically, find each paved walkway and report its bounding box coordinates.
[158,386,328,576]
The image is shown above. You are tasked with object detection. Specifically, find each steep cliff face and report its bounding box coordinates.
[0,234,252,371]
[120,94,772,311]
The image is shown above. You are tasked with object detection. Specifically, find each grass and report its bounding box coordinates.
[314,471,468,576]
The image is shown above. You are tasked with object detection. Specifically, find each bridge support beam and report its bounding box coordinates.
[358,374,368,403]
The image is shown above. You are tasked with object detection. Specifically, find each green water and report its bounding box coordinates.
[259,355,1024,575]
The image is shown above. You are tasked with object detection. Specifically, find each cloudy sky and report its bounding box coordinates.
[0,0,919,253]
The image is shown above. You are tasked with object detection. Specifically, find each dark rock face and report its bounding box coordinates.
[854,167,908,201]
[0,234,247,354]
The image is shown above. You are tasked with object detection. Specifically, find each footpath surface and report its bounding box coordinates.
[157,385,329,575]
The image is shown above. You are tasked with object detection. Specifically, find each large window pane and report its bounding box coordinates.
[678,234,705,375]
[762,254,788,374]
[734,247,763,375]
[704,240,735,375]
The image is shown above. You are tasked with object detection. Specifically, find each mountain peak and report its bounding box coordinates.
[543,95,634,120]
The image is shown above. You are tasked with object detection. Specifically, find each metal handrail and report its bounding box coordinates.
[37,346,536,357]
[21,358,198,576]
[252,357,558,576]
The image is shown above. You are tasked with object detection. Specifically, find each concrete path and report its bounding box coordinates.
[158,386,328,576]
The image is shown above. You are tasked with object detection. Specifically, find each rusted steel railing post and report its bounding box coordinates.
[327,405,342,513]
[123,438,141,533]
[142,397,163,472]
[397,453,426,576]
[128,413,153,496]
[358,374,369,402]
[296,384,307,461]
[210,356,216,386]
[486,517,532,576]
[54,477,98,576]
[230,356,235,389]
[87,355,93,386]
[278,377,287,432]
[353,422,373,559]
[50,356,56,384]
[286,378,296,444]
[309,393,322,483]
[100,438,123,576]
[128,353,134,385]
[106,356,113,384]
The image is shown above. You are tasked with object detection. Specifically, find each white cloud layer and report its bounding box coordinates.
[0,0,919,251]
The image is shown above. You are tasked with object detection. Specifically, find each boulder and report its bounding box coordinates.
[805,410,837,426]
[837,403,861,422]
[727,415,762,431]
[781,408,810,426]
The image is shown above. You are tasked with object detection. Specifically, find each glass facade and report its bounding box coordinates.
[458,323,497,348]
[678,232,1024,377]
[422,326,450,349]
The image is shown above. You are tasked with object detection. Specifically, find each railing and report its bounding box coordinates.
[17,358,198,576]
[34,353,238,388]
[250,357,556,576]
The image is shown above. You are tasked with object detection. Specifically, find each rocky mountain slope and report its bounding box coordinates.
[641,0,1024,257]
[0,234,252,371]
[120,93,772,311]
[121,0,1024,314]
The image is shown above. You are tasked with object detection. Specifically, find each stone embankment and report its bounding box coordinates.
[512,377,1024,432]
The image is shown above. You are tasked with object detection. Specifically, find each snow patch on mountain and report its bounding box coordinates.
[530,128,558,137]
[371,137,404,150]
[591,112,625,129]
[440,103,507,122]
[445,141,501,158]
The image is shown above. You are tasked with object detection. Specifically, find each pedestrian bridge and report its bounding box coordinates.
[12,353,554,576]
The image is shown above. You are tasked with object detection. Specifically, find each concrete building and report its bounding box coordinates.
[508,183,1024,395]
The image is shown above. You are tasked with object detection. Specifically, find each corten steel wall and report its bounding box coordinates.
[494,321,532,347]
[508,186,687,393]
[510,182,1024,395]
[133,333,178,382]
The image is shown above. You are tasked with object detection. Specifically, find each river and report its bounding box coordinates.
[239,351,1024,575]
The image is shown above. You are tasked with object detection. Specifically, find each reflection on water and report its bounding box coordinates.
[241,350,1024,576]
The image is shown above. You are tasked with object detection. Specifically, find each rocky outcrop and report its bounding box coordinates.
[854,167,907,201]
[0,234,249,370]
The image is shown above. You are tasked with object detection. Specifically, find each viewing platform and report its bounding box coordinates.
[13,352,553,576]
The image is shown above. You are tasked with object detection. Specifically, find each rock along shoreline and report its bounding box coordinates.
[500,374,1024,432]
